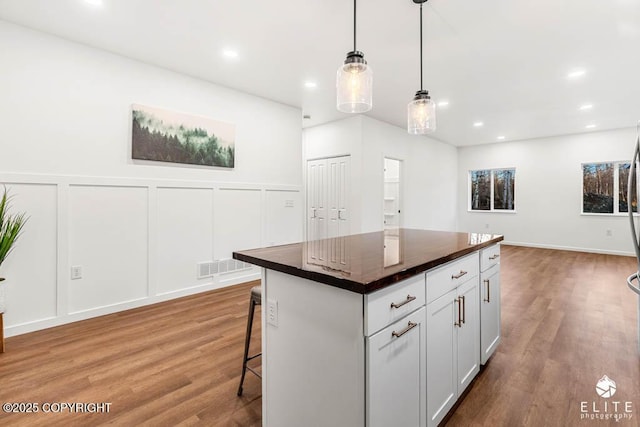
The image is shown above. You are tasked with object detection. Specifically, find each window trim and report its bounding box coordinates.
[581,160,638,215]
[468,168,517,213]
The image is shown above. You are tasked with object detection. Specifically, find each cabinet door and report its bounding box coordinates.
[480,264,501,364]
[456,279,480,393]
[367,307,426,427]
[426,290,457,427]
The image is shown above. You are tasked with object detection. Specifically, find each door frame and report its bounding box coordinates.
[383,156,404,230]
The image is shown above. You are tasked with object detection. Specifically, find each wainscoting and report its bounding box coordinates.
[0,173,302,337]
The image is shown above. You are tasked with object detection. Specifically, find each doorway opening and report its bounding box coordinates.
[383,158,402,231]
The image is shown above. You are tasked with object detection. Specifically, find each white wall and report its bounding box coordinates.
[303,116,458,235]
[361,117,458,233]
[0,21,303,337]
[457,127,637,255]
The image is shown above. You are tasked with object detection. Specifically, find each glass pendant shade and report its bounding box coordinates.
[407,90,436,134]
[336,51,373,113]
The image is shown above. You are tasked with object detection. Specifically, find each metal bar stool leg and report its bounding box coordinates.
[237,286,261,396]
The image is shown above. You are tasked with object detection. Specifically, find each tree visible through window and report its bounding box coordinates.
[582,162,637,214]
[470,170,491,210]
[494,169,515,210]
[469,168,516,212]
[619,163,638,213]
[582,163,613,213]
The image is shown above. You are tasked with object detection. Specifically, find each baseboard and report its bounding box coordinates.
[502,240,635,257]
[4,270,260,338]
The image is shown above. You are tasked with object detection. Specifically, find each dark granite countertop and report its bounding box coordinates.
[233,228,503,294]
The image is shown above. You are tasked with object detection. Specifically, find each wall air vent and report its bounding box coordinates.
[197,259,253,279]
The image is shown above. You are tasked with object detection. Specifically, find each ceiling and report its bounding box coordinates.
[1,0,639,146]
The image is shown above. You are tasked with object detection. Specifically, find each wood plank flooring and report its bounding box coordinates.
[0,246,639,426]
[447,246,640,427]
[0,281,262,426]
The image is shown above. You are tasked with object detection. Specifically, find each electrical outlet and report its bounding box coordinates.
[606,229,613,237]
[267,298,278,327]
[485,223,490,229]
[71,265,82,280]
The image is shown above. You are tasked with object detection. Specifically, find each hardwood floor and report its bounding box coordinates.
[447,246,640,427]
[0,281,263,426]
[0,246,638,426]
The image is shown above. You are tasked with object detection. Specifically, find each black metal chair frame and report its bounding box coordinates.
[237,287,262,396]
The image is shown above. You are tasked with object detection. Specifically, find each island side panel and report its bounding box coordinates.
[262,269,365,427]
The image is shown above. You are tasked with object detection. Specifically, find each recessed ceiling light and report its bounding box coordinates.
[567,69,586,79]
[304,81,317,89]
[222,49,239,59]
[84,0,103,6]
[585,124,597,129]
[473,122,484,127]
[437,100,449,107]
[579,104,593,111]
[497,136,506,140]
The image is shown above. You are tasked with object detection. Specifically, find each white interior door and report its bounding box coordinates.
[307,159,327,264]
[307,156,351,269]
[328,156,350,238]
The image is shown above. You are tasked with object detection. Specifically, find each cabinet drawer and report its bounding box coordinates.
[480,244,500,272]
[426,253,479,304]
[365,274,425,336]
[366,307,426,427]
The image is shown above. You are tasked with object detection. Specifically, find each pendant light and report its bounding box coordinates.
[337,0,373,113]
[408,0,436,134]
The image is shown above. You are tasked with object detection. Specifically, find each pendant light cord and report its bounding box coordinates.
[420,2,423,91]
[354,0,357,51]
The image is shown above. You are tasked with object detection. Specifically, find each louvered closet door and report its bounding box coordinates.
[307,156,351,269]
[327,156,350,238]
[307,159,327,264]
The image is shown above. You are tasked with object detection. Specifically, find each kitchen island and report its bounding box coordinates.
[233,228,503,427]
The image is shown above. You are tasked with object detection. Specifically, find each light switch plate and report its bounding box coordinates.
[71,265,82,280]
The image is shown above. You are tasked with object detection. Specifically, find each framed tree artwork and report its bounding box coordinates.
[131,104,235,168]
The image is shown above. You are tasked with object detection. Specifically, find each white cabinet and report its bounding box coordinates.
[480,244,501,364]
[260,242,501,427]
[426,253,480,427]
[365,276,426,427]
[367,307,426,427]
[456,279,480,391]
[365,274,425,336]
[426,288,457,426]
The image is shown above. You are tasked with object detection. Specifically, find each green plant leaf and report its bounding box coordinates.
[0,186,28,269]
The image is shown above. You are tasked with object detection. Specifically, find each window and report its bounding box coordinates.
[582,162,637,214]
[618,163,637,213]
[469,168,516,211]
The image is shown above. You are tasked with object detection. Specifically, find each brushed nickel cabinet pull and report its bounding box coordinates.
[461,295,466,324]
[451,270,468,280]
[454,297,462,327]
[489,254,500,260]
[483,279,490,303]
[390,294,417,309]
[392,321,418,338]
